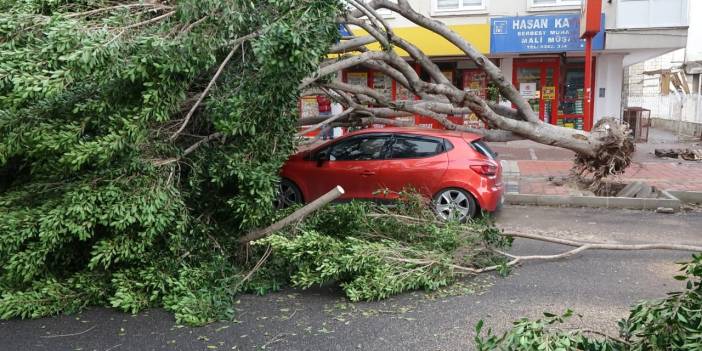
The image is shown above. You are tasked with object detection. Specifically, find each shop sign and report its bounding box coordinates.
[542,86,556,100]
[519,83,537,98]
[490,13,605,54]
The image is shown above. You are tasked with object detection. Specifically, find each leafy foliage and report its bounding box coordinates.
[619,254,702,350]
[261,200,511,301]
[476,254,702,350]
[2,0,513,319]
[0,0,342,325]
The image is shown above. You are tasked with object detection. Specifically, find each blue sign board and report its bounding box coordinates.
[338,24,353,37]
[490,13,605,54]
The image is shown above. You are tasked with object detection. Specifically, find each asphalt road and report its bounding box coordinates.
[2,206,700,351]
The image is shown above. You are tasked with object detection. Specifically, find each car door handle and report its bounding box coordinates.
[360,170,376,176]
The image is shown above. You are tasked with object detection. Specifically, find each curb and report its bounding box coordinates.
[666,191,702,204]
[505,191,682,210]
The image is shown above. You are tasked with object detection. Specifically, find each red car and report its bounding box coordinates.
[278,127,503,221]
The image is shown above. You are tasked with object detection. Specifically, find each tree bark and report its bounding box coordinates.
[239,186,345,243]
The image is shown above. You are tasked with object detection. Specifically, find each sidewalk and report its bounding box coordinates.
[490,127,702,196]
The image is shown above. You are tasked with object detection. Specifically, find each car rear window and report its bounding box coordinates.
[471,139,497,160]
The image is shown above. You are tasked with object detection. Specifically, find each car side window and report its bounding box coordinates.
[329,136,389,161]
[389,136,443,159]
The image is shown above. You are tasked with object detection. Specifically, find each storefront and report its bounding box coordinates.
[511,56,596,130]
[336,60,500,130]
[301,14,611,134]
[491,13,605,131]
[299,23,493,134]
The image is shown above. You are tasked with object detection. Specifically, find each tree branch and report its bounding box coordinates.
[240,186,345,243]
[366,0,541,123]
[170,34,256,140]
[296,107,355,136]
[329,35,377,53]
[121,11,176,30]
[65,3,172,18]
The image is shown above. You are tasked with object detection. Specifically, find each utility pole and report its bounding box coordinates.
[580,0,603,131]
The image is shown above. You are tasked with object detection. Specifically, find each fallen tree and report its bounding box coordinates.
[0,0,666,327]
[0,0,345,326]
[301,0,634,185]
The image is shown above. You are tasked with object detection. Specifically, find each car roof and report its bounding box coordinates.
[345,127,483,142]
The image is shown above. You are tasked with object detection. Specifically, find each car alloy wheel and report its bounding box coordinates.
[275,180,302,209]
[433,188,476,222]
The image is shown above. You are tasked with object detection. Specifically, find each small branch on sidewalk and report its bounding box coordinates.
[40,325,97,338]
[457,229,702,274]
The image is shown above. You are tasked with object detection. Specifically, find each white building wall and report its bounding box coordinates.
[685,0,702,62]
[500,57,513,85]
[594,54,624,120]
[627,94,702,124]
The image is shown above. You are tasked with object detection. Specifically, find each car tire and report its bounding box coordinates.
[432,188,477,223]
[275,179,303,209]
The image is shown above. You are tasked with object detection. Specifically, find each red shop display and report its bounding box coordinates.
[463,69,488,129]
[316,95,331,115]
[512,57,596,131]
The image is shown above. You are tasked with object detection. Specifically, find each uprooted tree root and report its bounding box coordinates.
[572,118,635,192]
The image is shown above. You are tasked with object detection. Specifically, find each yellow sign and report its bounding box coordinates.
[334,24,491,57]
[542,86,556,100]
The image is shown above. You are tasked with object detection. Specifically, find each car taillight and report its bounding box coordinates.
[470,164,497,177]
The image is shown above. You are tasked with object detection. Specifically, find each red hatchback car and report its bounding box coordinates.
[278,128,503,221]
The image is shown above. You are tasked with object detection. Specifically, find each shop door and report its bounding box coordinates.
[513,60,559,125]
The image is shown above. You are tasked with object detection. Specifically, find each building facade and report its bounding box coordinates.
[302,0,690,134]
[622,0,701,138]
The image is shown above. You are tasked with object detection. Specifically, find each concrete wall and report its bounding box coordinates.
[685,0,702,62]
[594,54,625,119]
[627,94,702,131]
[395,0,687,29]
[650,118,702,138]
[391,0,594,27]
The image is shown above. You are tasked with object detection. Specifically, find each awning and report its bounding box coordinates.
[347,24,491,56]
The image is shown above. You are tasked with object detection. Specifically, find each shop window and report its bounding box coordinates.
[433,0,486,14]
[529,0,581,9]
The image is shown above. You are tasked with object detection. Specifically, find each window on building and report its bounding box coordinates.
[530,0,582,7]
[433,0,486,13]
